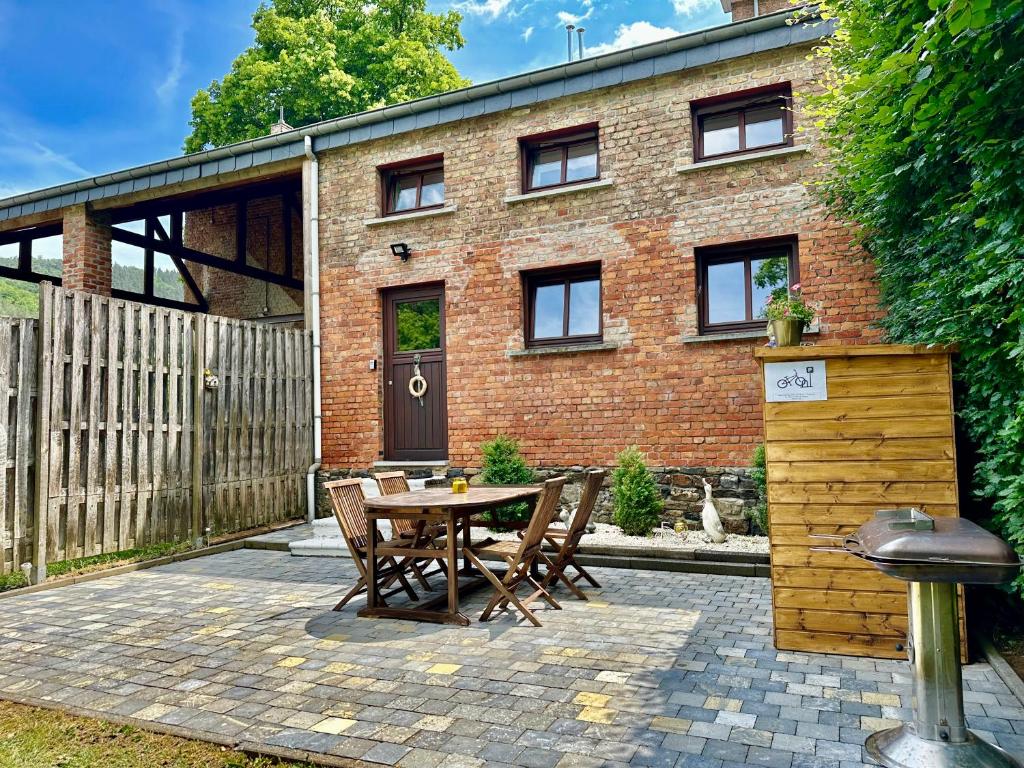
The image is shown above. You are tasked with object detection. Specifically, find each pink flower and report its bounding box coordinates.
[791,283,802,291]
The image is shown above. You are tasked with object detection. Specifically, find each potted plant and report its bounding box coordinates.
[764,283,815,346]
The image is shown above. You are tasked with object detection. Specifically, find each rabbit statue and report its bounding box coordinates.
[701,479,727,544]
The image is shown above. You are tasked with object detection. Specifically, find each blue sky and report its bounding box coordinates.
[0,0,728,199]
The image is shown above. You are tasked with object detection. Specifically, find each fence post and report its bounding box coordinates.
[191,313,206,548]
[30,282,52,584]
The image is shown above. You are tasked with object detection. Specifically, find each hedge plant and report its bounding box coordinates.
[749,444,768,536]
[612,447,663,537]
[479,435,535,527]
[810,0,1024,588]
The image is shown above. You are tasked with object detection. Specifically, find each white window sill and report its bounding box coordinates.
[503,178,615,205]
[507,341,619,357]
[363,205,457,227]
[676,145,810,174]
[680,325,819,344]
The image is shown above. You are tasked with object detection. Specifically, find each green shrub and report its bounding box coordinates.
[612,447,663,537]
[749,444,768,535]
[480,435,535,526]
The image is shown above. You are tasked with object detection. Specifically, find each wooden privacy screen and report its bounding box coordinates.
[756,344,959,660]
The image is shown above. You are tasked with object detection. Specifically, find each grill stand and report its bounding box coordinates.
[866,581,1022,768]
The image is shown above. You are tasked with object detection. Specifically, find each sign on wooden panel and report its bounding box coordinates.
[764,360,827,402]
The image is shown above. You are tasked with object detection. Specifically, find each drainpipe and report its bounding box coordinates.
[304,134,322,524]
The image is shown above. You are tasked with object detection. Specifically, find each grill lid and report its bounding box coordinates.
[838,508,1021,585]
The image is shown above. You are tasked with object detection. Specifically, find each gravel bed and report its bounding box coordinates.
[485,522,769,554]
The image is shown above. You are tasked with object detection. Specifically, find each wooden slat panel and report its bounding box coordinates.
[761,347,959,661]
[765,438,954,463]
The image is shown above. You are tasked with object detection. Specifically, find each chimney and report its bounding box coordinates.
[720,0,771,20]
[576,27,585,59]
[270,106,293,136]
[565,24,575,62]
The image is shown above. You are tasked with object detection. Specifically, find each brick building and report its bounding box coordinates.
[0,4,881,531]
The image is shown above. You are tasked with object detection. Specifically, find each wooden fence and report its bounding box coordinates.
[0,283,312,578]
[0,319,38,576]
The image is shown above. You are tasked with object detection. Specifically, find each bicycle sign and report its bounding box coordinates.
[764,360,828,402]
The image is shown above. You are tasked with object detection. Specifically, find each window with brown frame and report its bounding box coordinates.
[520,125,599,193]
[522,262,602,347]
[692,85,793,162]
[380,156,445,215]
[696,238,798,334]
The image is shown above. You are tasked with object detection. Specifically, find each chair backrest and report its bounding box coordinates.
[325,478,369,551]
[515,477,567,565]
[374,471,414,536]
[565,470,607,545]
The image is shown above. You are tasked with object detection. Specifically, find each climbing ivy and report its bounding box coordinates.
[809,0,1024,587]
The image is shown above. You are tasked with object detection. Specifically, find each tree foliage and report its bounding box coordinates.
[612,447,663,537]
[810,0,1024,585]
[185,0,469,152]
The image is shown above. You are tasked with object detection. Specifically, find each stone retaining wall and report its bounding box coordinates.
[315,465,761,535]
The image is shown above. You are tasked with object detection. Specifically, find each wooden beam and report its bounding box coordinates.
[0,264,62,286]
[111,227,302,290]
[150,218,209,312]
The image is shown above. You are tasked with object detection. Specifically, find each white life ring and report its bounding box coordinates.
[408,374,428,398]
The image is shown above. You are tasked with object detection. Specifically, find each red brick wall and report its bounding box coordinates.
[61,204,112,295]
[731,0,794,20]
[316,45,883,471]
[184,195,303,320]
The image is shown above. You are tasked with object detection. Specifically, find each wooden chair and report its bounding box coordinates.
[373,471,444,589]
[537,469,606,600]
[463,477,567,627]
[325,478,419,611]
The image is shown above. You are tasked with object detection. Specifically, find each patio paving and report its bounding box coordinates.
[0,549,1021,768]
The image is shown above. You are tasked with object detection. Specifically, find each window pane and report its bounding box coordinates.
[32,235,63,278]
[706,261,746,324]
[0,277,38,317]
[391,175,419,212]
[568,279,600,336]
[532,284,564,339]
[396,299,441,351]
[751,256,789,317]
[111,240,145,293]
[565,142,598,182]
[420,169,445,207]
[530,148,563,188]
[702,113,740,156]
[745,104,785,148]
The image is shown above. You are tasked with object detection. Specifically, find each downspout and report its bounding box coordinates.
[304,134,322,524]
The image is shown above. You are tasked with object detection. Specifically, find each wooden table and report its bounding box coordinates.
[360,485,542,625]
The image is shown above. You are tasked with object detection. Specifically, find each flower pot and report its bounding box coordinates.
[771,318,805,347]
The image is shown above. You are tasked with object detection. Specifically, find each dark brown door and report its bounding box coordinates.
[383,284,447,461]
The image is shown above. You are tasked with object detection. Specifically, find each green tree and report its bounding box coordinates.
[612,447,663,537]
[810,1,1024,585]
[479,435,535,527]
[185,0,469,152]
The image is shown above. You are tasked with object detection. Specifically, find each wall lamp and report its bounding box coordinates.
[390,242,411,262]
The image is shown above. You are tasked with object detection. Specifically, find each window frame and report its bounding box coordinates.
[379,154,445,216]
[696,237,799,335]
[691,84,793,163]
[522,261,603,348]
[519,124,600,194]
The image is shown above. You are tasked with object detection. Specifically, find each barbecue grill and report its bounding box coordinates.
[813,508,1022,768]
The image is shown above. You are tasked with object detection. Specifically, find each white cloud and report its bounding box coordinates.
[454,0,515,19]
[586,20,681,56]
[522,25,535,41]
[556,8,593,26]
[155,26,184,105]
[672,0,717,15]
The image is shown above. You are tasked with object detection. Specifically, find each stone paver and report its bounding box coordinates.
[0,548,1021,767]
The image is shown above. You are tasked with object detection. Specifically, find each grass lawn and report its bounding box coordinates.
[0,700,313,767]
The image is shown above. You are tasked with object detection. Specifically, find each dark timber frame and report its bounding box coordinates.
[0,223,64,285]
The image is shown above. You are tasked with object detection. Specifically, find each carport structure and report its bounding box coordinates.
[0,131,308,322]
